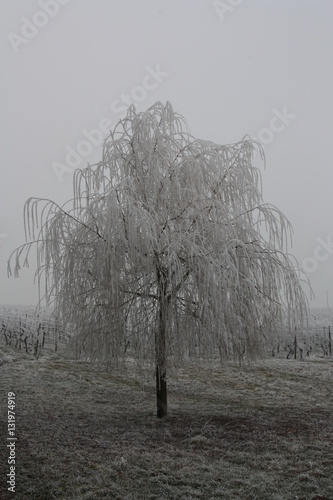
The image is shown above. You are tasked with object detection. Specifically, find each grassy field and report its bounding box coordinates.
[1,337,332,500]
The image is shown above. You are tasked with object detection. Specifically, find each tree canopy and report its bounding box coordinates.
[9,101,308,416]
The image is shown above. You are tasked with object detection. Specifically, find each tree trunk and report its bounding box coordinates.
[156,363,167,418]
[155,306,167,418]
[155,272,168,418]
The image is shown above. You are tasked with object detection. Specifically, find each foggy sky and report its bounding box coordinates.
[1,0,332,307]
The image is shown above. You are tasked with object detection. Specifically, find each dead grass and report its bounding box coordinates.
[0,342,333,499]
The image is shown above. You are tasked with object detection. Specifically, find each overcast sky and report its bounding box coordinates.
[0,0,332,307]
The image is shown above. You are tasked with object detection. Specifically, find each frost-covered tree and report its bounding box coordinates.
[9,102,308,418]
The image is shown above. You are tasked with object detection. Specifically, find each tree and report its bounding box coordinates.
[9,101,308,418]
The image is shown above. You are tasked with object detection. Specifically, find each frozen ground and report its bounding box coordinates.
[0,333,332,499]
